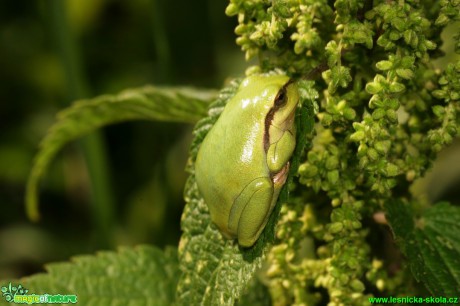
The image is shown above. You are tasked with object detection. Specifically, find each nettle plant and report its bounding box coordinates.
[8,0,459,305]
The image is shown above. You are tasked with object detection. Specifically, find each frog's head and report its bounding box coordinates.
[265,79,299,152]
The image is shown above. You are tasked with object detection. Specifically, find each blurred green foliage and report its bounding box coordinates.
[0,0,241,280]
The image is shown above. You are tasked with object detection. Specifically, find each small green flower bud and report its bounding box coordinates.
[376,279,385,291]
[331,208,345,222]
[273,0,292,18]
[401,56,415,67]
[389,82,406,93]
[350,130,366,142]
[369,95,384,108]
[446,124,457,136]
[387,98,400,110]
[372,259,383,269]
[389,30,402,41]
[367,148,379,161]
[308,151,320,163]
[245,65,261,76]
[366,83,383,94]
[250,30,263,41]
[385,163,399,177]
[236,36,248,45]
[322,69,332,82]
[410,33,419,48]
[353,122,365,131]
[347,257,359,269]
[376,60,393,71]
[432,89,447,99]
[359,156,369,168]
[404,29,415,46]
[225,3,238,16]
[391,17,406,31]
[293,40,305,54]
[234,24,246,35]
[365,10,376,19]
[339,274,350,284]
[406,169,416,181]
[408,116,420,129]
[396,68,414,79]
[438,76,448,85]
[245,48,258,61]
[343,108,356,120]
[377,36,390,48]
[374,140,391,154]
[326,156,339,170]
[320,113,333,126]
[372,108,386,120]
[329,222,344,234]
[425,40,436,50]
[327,170,339,184]
[332,198,341,207]
[337,100,347,111]
[435,14,450,26]
[386,109,398,122]
[358,143,368,157]
[443,132,453,144]
[353,201,364,209]
[299,163,318,178]
[450,91,460,100]
[350,279,365,292]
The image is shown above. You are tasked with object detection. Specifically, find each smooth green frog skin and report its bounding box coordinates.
[195,74,299,247]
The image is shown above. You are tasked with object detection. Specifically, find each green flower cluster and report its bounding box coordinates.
[429,62,460,152]
[227,0,459,304]
[226,0,334,73]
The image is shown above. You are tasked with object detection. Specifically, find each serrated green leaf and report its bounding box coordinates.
[177,78,316,306]
[0,246,179,306]
[26,86,217,221]
[176,192,268,306]
[385,201,460,296]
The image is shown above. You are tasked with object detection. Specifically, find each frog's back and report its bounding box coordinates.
[194,74,290,235]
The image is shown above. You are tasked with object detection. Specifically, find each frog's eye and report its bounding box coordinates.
[274,87,288,108]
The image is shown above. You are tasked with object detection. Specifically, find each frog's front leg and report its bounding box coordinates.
[228,177,277,247]
[267,129,296,173]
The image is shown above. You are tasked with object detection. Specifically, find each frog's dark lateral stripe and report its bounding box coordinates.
[263,79,293,153]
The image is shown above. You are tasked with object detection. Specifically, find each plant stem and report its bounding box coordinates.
[150,0,172,83]
[47,0,114,248]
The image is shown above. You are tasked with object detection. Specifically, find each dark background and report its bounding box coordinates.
[0,0,243,279]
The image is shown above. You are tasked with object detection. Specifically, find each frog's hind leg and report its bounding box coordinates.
[228,177,276,247]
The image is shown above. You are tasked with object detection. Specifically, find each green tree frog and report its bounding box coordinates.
[195,74,299,247]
